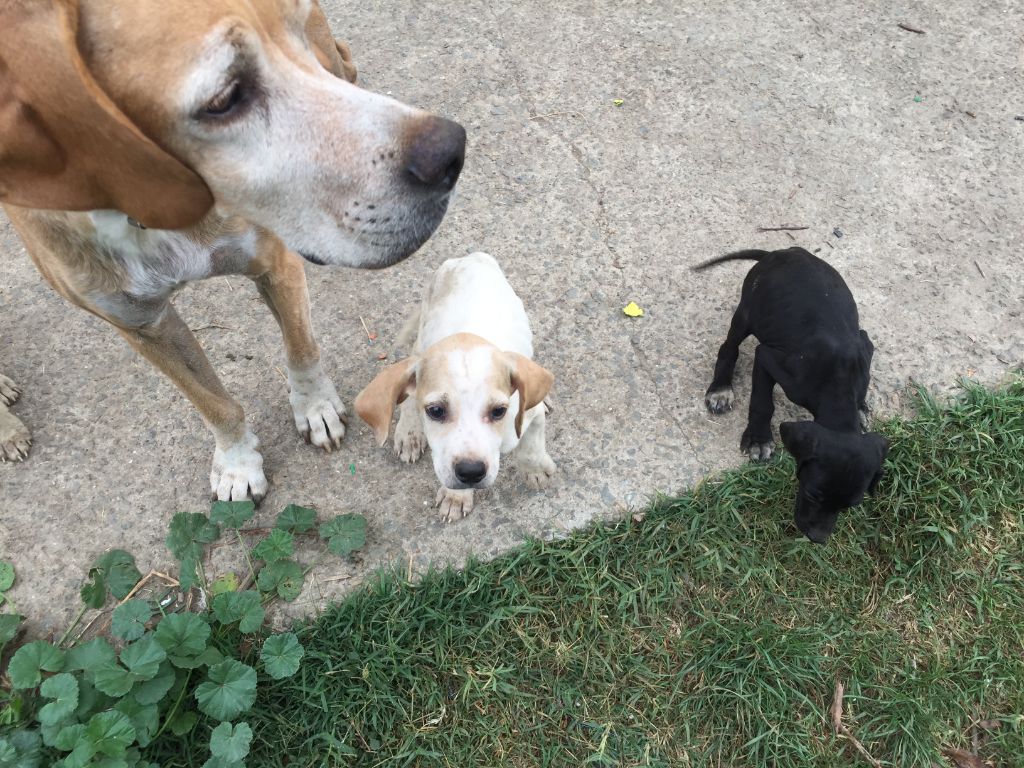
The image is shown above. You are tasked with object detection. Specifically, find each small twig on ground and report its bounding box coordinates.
[831,680,883,768]
[974,260,986,278]
[528,111,581,121]
[786,231,797,241]
[359,316,377,342]
[273,365,288,383]
[190,324,236,333]
[897,22,926,34]
[756,225,809,232]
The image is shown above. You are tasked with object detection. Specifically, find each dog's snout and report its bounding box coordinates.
[403,116,466,192]
[453,459,487,486]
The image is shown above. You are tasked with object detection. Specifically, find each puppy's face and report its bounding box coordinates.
[355,334,554,491]
[780,422,889,544]
[78,0,464,267]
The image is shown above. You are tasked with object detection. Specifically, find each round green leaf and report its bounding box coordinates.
[65,637,116,672]
[212,590,264,634]
[194,660,257,721]
[111,600,151,642]
[276,504,317,533]
[4,729,43,767]
[0,560,14,591]
[0,613,22,648]
[131,660,177,705]
[167,710,198,737]
[52,723,86,751]
[252,529,294,563]
[210,572,239,597]
[119,635,166,681]
[8,640,65,689]
[209,721,252,763]
[91,663,133,697]
[256,559,304,602]
[38,673,79,726]
[210,500,255,529]
[320,514,367,557]
[93,550,142,601]
[260,632,304,680]
[80,568,108,610]
[166,513,220,560]
[114,697,159,748]
[154,613,211,659]
[85,710,135,758]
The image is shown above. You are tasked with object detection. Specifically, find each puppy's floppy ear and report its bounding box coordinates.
[779,421,819,460]
[505,352,554,439]
[354,357,417,446]
[305,1,358,83]
[0,0,213,229]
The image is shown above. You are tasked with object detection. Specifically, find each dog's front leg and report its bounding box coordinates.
[116,307,267,502]
[249,242,345,451]
[513,406,556,489]
[741,345,777,461]
[0,374,31,461]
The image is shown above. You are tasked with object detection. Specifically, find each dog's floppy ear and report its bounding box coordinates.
[305,2,358,83]
[505,352,554,439]
[0,0,213,229]
[355,357,418,446]
[779,421,819,460]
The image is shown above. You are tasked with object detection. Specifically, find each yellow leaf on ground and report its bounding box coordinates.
[622,302,644,317]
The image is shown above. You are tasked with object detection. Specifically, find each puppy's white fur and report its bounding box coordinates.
[357,253,555,521]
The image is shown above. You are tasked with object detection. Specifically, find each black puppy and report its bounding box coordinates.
[695,247,889,543]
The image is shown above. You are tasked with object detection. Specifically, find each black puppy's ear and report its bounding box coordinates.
[779,421,818,459]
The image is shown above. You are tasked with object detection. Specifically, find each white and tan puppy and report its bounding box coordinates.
[355,253,555,521]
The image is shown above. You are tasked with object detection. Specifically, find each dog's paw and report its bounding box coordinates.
[705,387,735,415]
[859,405,872,433]
[211,429,268,503]
[0,406,31,462]
[289,364,346,451]
[740,428,775,462]
[520,454,557,490]
[394,413,425,463]
[0,374,21,407]
[436,487,474,523]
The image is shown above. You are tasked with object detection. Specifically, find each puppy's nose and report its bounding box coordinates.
[404,116,466,192]
[453,459,487,486]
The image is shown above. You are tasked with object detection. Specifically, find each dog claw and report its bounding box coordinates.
[705,387,735,415]
[436,487,474,522]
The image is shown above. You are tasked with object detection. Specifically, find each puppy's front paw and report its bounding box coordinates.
[0,374,21,406]
[705,386,735,415]
[520,454,557,490]
[0,406,31,462]
[859,405,872,433]
[394,412,425,463]
[211,429,268,503]
[740,428,774,462]
[289,363,347,451]
[436,487,474,523]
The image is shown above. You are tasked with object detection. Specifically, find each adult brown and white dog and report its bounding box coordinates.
[0,0,465,499]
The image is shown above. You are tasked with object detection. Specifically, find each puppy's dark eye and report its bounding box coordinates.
[490,406,507,421]
[202,81,243,118]
[425,404,447,422]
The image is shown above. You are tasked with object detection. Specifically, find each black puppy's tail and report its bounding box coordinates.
[692,249,771,272]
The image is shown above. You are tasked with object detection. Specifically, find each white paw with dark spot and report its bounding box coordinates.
[394,416,426,463]
[0,406,31,462]
[520,455,556,490]
[436,487,474,522]
[745,440,775,462]
[289,365,346,451]
[211,429,268,503]
[0,374,21,406]
[705,387,735,414]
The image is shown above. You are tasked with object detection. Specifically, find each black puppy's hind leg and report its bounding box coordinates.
[705,309,749,414]
[741,345,777,461]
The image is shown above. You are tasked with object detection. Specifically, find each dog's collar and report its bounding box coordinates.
[126,216,147,230]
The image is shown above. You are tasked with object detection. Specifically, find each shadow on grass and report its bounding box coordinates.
[150,378,1024,767]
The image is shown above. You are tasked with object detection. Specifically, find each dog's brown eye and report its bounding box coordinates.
[203,82,243,117]
[426,404,447,422]
[490,406,507,421]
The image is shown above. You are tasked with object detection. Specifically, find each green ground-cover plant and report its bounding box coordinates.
[0,502,367,768]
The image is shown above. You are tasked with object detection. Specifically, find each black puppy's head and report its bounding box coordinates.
[779,421,889,544]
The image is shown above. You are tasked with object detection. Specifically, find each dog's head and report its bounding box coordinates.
[355,334,553,491]
[0,0,464,268]
[779,421,889,544]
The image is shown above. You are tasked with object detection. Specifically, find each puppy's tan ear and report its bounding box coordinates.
[305,2,358,83]
[0,0,213,229]
[355,358,418,446]
[506,353,554,438]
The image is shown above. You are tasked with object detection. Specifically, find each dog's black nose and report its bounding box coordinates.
[453,459,487,485]
[404,116,466,192]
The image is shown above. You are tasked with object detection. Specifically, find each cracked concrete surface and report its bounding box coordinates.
[2,0,1022,632]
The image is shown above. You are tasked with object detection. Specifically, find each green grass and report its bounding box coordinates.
[149,378,1024,767]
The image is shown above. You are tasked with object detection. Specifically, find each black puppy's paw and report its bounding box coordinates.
[705,387,735,415]
[740,428,774,461]
[858,405,872,433]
